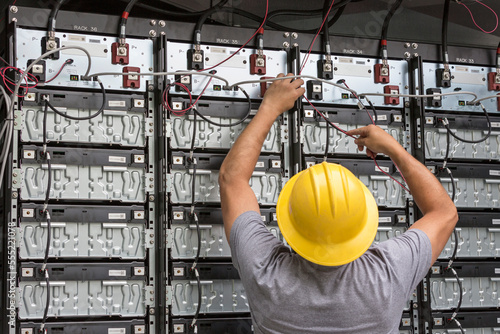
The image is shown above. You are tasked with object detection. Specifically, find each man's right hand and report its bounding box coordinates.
[346,125,402,159]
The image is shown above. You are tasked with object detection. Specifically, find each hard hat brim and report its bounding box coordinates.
[276,168,379,267]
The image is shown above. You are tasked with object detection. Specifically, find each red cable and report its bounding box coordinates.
[45,59,72,84]
[1,66,38,97]
[459,0,498,34]
[164,77,213,116]
[342,80,375,124]
[304,95,354,138]
[299,0,336,74]
[163,82,193,116]
[372,158,410,193]
[202,0,269,72]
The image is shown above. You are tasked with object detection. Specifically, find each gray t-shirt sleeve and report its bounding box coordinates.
[374,228,432,296]
[229,210,285,275]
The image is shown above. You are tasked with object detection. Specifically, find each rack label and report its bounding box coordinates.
[493,219,500,225]
[108,329,126,334]
[108,100,126,107]
[109,270,126,277]
[108,213,126,220]
[379,217,392,223]
[109,156,126,163]
[490,170,500,176]
[376,166,390,173]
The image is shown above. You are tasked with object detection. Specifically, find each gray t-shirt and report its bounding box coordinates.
[230,210,432,334]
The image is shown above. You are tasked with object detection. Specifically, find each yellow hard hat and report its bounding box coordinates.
[276,162,379,266]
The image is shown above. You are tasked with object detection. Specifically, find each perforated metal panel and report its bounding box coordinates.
[18,280,147,319]
[430,277,500,309]
[19,146,149,202]
[171,279,249,316]
[170,114,281,153]
[424,112,500,161]
[439,227,500,259]
[425,127,500,161]
[19,221,146,259]
[21,91,148,147]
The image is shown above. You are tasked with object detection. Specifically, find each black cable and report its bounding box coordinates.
[48,0,66,34]
[366,99,378,126]
[42,101,48,147]
[322,0,332,52]
[193,87,252,127]
[121,0,229,17]
[190,267,202,329]
[40,269,50,333]
[381,0,403,42]
[449,267,463,325]
[442,105,491,144]
[45,80,106,121]
[195,1,352,38]
[442,0,451,66]
[119,0,139,39]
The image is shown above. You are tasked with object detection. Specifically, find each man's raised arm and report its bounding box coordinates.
[219,74,305,241]
[346,125,458,264]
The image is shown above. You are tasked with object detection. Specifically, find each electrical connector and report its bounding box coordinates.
[426,88,442,108]
[383,85,399,105]
[374,64,390,84]
[187,45,204,70]
[123,66,140,88]
[27,59,46,82]
[111,41,130,65]
[41,35,60,60]
[175,73,192,92]
[436,68,451,88]
[317,59,333,80]
[250,52,266,75]
[307,80,323,100]
[487,71,500,91]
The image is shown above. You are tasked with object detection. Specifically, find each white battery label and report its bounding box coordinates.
[491,122,500,128]
[376,114,387,121]
[378,217,392,223]
[109,156,126,163]
[493,219,500,225]
[108,100,126,107]
[255,161,264,168]
[376,166,390,173]
[108,329,126,334]
[108,213,126,220]
[490,170,500,176]
[109,270,126,277]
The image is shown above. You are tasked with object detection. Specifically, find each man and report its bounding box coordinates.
[218,73,458,333]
